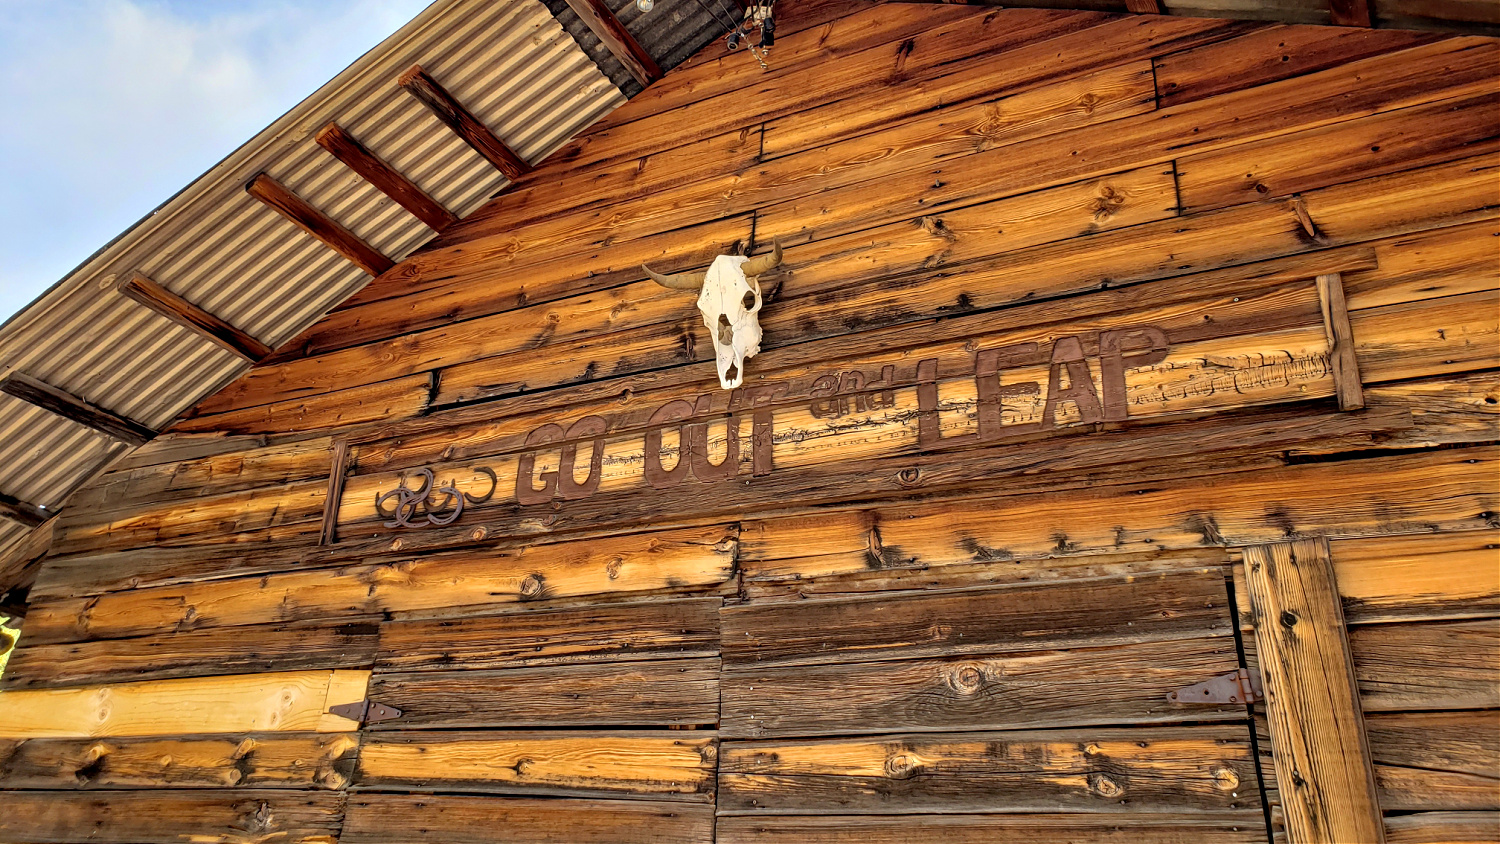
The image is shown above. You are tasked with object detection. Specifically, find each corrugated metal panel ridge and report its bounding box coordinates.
[0,0,624,575]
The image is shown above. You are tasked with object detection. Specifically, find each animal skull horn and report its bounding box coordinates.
[641,240,783,389]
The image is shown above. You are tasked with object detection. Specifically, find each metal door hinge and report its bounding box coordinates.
[328,700,402,724]
[1167,668,1264,705]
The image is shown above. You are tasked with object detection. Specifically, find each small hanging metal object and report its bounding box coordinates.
[636,0,653,12]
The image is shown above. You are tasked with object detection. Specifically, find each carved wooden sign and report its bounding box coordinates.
[345,258,1347,542]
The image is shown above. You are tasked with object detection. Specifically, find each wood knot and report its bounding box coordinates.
[1077,93,1100,113]
[605,557,624,580]
[1213,766,1240,790]
[1090,185,1127,223]
[884,753,923,779]
[389,538,404,551]
[896,467,922,487]
[1089,773,1124,798]
[519,574,546,600]
[470,527,488,541]
[945,664,986,695]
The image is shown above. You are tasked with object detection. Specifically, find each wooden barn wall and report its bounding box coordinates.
[2,2,1496,841]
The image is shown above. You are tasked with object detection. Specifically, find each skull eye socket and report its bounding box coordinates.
[742,290,757,311]
[716,313,734,346]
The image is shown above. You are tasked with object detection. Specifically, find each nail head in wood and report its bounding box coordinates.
[562,0,662,86]
[246,173,395,277]
[119,271,273,362]
[399,65,531,181]
[0,372,155,446]
[315,123,457,232]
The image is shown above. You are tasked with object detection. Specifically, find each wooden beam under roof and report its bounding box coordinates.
[316,123,458,232]
[563,0,662,87]
[399,65,532,181]
[0,492,49,529]
[0,372,155,447]
[246,173,396,278]
[1124,0,1165,12]
[119,271,274,362]
[1330,0,1374,26]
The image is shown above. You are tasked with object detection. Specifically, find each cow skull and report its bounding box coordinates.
[643,241,782,389]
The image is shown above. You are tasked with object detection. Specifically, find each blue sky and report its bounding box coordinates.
[0,0,434,322]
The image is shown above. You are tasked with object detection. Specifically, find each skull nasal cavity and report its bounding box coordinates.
[742,290,756,310]
[717,313,734,345]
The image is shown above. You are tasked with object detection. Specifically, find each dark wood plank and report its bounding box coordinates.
[245,173,394,276]
[340,792,714,844]
[1352,619,1500,712]
[0,490,50,528]
[0,790,345,843]
[315,123,457,231]
[1331,0,1375,26]
[0,372,154,446]
[1318,271,1366,410]
[1244,538,1385,844]
[722,568,1233,668]
[367,659,720,729]
[0,732,359,790]
[721,635,1242,738]
[376,597,721,672]
[1367,711,1500,812]
[119,271,274,361]
[1125,0,1164,11]
[717,812,1270,843]
[356,731,716,801]
[399,64,530,180]
[718,725,1261,814]
[563,0,661,86]
[0,621,378,690]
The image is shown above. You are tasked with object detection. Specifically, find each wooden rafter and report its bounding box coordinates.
[246,173,395,277]
[563,0,662,87]
[316,123,458,232]
[119,271,274,362]
[1330,0,1374,26]
[0,492,49,529]
[0,372,154,447]
[399,65,531,181]
[1123,0,1165,12]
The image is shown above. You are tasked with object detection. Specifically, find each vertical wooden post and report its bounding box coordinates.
[1317,272,1365,411]
[1243,538,1384,844]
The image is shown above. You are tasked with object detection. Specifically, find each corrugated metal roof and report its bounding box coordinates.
[0,0,639,583]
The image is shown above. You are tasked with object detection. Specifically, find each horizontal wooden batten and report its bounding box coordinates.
[722,635,1242,738]
[716,813,1271,843]
[1,621,379,691]
[367,659,720,729]
[0,670,370,738]
[341,792,715,844]
[1,372,155,446]
[718,724,1259,814]
[563,0,660,86]
[246,173,394,277]
[399,64,530,181]
[316,123,457,231]
[0,732,359,790]
[356,731,716,801]
[118,271,274,361]
[22,525,737,645]
[0,790,346,843]
[375,597,721,672]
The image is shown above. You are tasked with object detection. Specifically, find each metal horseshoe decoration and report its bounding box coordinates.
[374,466,497,528]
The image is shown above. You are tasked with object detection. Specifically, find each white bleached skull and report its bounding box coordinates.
[643,242,782,389]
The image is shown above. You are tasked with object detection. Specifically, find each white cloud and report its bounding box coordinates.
[0,0,434,321]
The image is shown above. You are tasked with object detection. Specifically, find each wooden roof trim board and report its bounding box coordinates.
[245,173,397,278]
[564,0,664,86]
[399,64,534,181]
[315,123,459,232]
[118,272,275,362]
[0,373,155,448]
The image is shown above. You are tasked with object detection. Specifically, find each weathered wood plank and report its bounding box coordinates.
[356,731,715,800]
[1318,271,1365,410]
[119,271,274,361]
[1352,290,1500,385]
[722,568,1232,668]
[170,372,432,436]
[0,670,369,738]
[375,597,720,672]
[315,123,456,231]
[716,812,1270,843]
[1367,711,1500,812]
[1175,93,1498,213]
[1331,530,1500,624]
[0,790,345,843]
[0,372,155,446]
[1384,811,1500,844]
[246,173,393,276]
[23,525,737,644]
[721,635,1242,738]
[367,659,720,729]
[1352,619,1500,712]
[0,732,359,790]
[1244,538,1385,844]
[1343,218,1498,312]
[1152,24,1435,108]
[399,64,529,180]
[1,620,377,690]
[718,725,1260,814]
[1353,372,1500,452]
[340,792,714,844]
